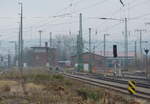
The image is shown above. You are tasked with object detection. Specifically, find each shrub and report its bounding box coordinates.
[2,85,11,92]
[34,74,52,81]
[77,88,88,100]
[77,88,102,101]
[52,74,64,81]
[64,80,73,86]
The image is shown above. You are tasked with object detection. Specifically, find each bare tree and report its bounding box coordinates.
[23,47,34,66]
[54,35,77,61]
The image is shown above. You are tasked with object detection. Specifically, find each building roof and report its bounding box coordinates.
[95,51,135,57]
[31,47,55,49]
[71,52,104,58]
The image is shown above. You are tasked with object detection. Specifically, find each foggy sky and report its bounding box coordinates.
[0,0,150,51]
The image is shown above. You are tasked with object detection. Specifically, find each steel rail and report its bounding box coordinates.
[64,73,150,100]
[72,72,150,88]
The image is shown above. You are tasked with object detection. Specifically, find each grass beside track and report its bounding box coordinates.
[0,68,148,104]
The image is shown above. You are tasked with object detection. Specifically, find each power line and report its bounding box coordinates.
[53,0,110,17]
[68,0,110,15]
[129,13,150,20]
[0,0,122,34]
[55,0,93,15]
[111,0,149,17]
[0,19,78,35]
[101,22,122,32]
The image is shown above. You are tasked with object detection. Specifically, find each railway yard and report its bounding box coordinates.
[64,71,150,100]
[0,68,149,104]
[1,0,150,103]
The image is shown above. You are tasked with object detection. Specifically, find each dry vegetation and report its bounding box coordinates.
[0,68,149,104]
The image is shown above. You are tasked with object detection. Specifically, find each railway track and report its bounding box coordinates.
[64,73,150,100]
[72,72,150,88]
[87,74,150,89]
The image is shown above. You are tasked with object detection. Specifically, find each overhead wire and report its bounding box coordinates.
[129,13,150,20]
[0,0,110,35]
[15,0,110,33]
[101,22,122,33]
[55,0,91,16]
[1,0,150,40]
[111,0,149,17]
[66,0,110,15]
[1,19,79,40]
[52,0,123,38]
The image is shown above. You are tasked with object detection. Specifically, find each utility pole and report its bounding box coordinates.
[49,32,52,48]
[8,50,11,68]
[15,42,18,67]
[89,28,91,55]
[49,32,52,70]
[134,41,137,67]
[79,13,83,52]
[18,2,23,71]
[89,28,92,73]
[99,17,128,71]
[39,30,42,47]
[77,13,83,72]
[124,17,128,71]
[18,2,27,95]
[45,42,49,66]
[18,22,20,69]
[104,34,106,57]
[135,29,146,68]
[77,34,80,71]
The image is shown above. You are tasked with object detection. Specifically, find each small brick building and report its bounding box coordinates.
[31,47,57,67]
[71,52,105,71]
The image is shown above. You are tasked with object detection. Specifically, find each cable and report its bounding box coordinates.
[101,22,122,33]
[0,20,79,40]
[0,17,18,19]
[55,0,110,16]
[0,0,109,33]
[111,0,149,17]
[55,0,92,16]
[0,15,76,32]
[129,13,150,20]
[2,0,149,41]
[32,20,78,29]
[68,0,110,15]
[72,0,91,7]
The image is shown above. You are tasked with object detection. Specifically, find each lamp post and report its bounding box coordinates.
[7,49,11,68]
[99,17,128,71]
[38,30,42,47]
[89,28,92,73]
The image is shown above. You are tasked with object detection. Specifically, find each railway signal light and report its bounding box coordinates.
[144,48,149,79]
[144,49,149,55]
[113,45,117,58]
